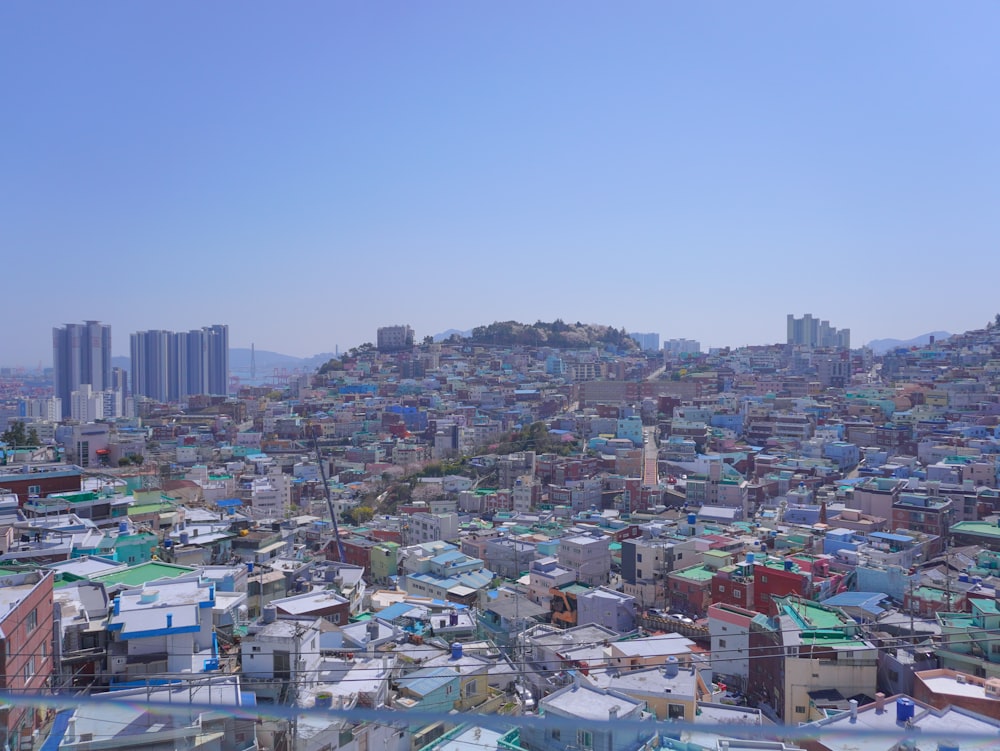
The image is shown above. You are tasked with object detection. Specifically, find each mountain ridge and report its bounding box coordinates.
[866,331,951,354]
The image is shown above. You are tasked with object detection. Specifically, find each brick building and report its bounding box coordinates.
[0,570,55,750]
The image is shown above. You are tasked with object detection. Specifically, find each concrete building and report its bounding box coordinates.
[557,533,611,587]
[786,313,850,349]
[107,575,221,682]
[629,332,660,352]
[404,512,460,545]
[707,602,756,692]
[519,681,656,751]
[663,339,700,356]
[912,668,1000,718]
[527,556,576,607]
[376,324,414,352]
[620,535,699,610]
[576,586,637,634]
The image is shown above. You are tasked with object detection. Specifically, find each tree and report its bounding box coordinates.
[352,506,375,524]
[1,421,38,448]
[318,358,345,375]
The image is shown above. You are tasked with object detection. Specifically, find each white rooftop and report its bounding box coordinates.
[544,682,643,721]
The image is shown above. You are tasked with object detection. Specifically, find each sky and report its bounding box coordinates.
[3,2,1000,366]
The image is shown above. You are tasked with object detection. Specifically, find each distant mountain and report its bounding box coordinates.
[112,349,338,375]
[432,328,472,342]
[230,348,336,373]
[866,331,951,354]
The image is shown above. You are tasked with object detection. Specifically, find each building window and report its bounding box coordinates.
[636,554,643,563]
[718,585,726,593]
[465,681,477,697]
[28,485,41,496]
[24,656,35,683]
[26,608,37,633]
[577,730,593,749]
[333,613,341,624]
[718,639,727,648]
[552,730,561,741]
[733,589,741,598]
[795,706,806,715]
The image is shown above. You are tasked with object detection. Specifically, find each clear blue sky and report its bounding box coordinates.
[3,2,999,365]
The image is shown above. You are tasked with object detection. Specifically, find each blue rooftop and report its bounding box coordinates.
[397,666,459,697]
[823,591,888,617]
[431,550,467,565]
[377,602,420,621]
[870,531,914,543]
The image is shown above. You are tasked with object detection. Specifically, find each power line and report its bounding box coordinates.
[25,618,998,690]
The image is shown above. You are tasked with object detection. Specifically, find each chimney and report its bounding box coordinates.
[875,693,886,714]
[609,705,619,721]
[849,698,858,722]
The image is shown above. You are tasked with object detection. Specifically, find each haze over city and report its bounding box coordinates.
[3,3,1000,365]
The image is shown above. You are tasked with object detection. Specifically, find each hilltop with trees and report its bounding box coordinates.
[468,320,638,350]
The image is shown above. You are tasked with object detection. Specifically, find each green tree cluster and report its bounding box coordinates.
[1,421,39,448]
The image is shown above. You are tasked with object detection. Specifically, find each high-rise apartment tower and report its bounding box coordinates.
[131,324,229,402]
[53,321,112,408]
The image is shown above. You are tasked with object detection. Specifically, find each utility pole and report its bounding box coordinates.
[943,522,952,612]
[311,428,344,562]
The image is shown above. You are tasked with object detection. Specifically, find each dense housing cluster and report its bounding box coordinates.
[1,317,1000,750]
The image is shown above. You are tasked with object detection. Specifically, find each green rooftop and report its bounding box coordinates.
[951,521,1000,538]
[972,599,1000,615]
[129,501,177,516]
[779,597,849,632]
[671,564,715,582]
[93,561,195,587]
[703,549,731,560]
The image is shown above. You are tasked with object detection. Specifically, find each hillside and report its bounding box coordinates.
[467,320,639,350]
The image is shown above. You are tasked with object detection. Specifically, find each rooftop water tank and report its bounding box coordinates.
[896,697,915,724]
[664,655,679,678]
[315,693,332,710]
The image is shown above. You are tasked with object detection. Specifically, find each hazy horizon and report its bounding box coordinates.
[3,3,999,365]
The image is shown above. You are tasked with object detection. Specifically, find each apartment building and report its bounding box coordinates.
[557,533,611,587]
